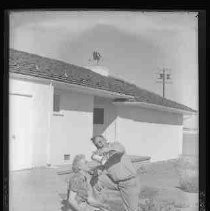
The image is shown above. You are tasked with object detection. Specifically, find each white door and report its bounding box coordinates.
[9,93,33,171]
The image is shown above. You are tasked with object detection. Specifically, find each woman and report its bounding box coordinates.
[67,154,110,211]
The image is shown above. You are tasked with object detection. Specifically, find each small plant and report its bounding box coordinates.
[138,185,189,211]
[137,165,147,174]
[138,198,181,211]
[139,198,157,211]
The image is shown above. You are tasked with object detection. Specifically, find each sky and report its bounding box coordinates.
[9,11,198,128]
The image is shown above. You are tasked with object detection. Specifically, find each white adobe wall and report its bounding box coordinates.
[9,77,185,166]
[50,90,94,165]
[116,106,183,162]
[9,78,51,167]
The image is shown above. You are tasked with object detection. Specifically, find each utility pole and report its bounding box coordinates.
[156,68,172,98]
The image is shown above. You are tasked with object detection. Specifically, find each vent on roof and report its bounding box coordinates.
[85,65,110,77]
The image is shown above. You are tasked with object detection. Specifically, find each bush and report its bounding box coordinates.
[175,156,198,193]
[179,170,198,193]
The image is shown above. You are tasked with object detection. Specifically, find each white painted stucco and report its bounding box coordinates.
[116,106,183,162]
[9,75,187,170]
[50,89,95,165]
[9,78,51,169]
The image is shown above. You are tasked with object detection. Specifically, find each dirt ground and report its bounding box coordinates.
[136,160,198,211]
[9,160,198,211]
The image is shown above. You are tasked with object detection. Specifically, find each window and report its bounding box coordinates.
[53,94,60,112]
[93,108,104,124]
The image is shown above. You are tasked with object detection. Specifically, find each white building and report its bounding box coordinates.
[9,49,197,171]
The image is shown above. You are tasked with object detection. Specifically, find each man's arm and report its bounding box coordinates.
[109,142,125,153]
[99,142,125,155]
[87,196,110,210]
[67,191,81,211]
[91,151,103,163]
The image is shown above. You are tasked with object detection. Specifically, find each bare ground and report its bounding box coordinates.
[9,159,198,211]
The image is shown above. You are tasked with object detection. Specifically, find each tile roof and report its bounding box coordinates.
[9,49,196,113]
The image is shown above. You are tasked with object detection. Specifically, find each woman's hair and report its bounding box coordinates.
[72,154,86,173]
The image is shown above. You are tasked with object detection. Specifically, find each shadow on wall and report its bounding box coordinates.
[92,96,183,140]
[117,106,183,125]
[57,90,93,113]
[182,133,198,156]
[92,97,117,137]
[55,92,118,137]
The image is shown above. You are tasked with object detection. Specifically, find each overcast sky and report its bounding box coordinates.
[9,11,198,127]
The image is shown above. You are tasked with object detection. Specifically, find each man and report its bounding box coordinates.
[90,135,140,211]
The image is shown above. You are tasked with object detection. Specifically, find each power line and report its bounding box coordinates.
[155,68,172,98]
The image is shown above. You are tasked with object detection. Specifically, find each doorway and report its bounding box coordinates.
[9,93,33,171]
